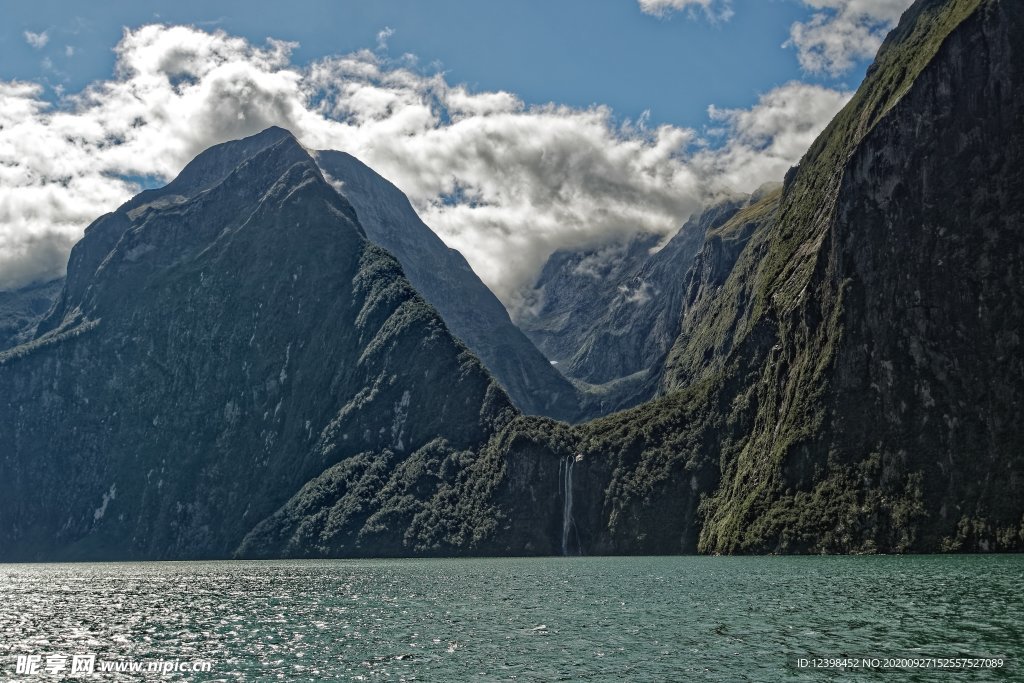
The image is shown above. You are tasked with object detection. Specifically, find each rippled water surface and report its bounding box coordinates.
[1,556,1021,681]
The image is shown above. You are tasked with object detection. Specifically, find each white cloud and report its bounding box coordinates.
[0,24,848,311]
[637,0,912,75]
[24,30,50,49]
[694,81,852,193]
[787,0,913,74]
[376,26,394,52]
[637,0,733,20]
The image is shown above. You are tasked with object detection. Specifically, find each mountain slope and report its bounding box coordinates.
[0,278,62,351]
[517,193,762,408]
[693,0,1024,553]
[315,151,582,421]
[3,0,1020,560]
[0,128,514,561]
[517,231,662,377]
[464,0,1024,555]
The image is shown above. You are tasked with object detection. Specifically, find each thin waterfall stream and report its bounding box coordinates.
[562,454,578,555]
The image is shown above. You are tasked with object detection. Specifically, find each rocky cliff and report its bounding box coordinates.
[3,0,1021,560]
[517,193,767,413]
[0,278,62,352]
[470,0,1024,555]
[690,0,1024,553]
[519,195,771,385]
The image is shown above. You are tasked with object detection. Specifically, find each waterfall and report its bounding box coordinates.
[562,455,575,556]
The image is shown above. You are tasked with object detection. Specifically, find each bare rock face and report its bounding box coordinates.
[571,194,761,389]
[518,231,663,380]
[517,196,753,415]
[0,279,62,352]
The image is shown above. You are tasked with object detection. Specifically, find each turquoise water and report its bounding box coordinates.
[1,556,1020,681]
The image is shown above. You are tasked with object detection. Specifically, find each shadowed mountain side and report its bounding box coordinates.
[0,278,62,351]
[315,150,584,422]
[4,0,1022,561]
[358,0,1024,558]
[482,3,1024,561]
[0,129,514,561]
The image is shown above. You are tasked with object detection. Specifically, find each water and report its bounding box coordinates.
[1,556,1020,681]
[561,456,577,556]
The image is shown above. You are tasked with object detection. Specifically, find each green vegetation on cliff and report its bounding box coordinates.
[3,0,1021,561]
[470,0,1024,556]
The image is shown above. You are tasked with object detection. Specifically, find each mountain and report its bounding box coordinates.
[0,278,62,351]
[0,128,515,561]
[659,187,783,390]
[6,148,582,423]
[452,0,1024,555]
[669,0,1024,554]
[3,0,1021,560]
[241,0,1024,558]
[517,231,662,376]
[313,151,582,421]
[517,192,769,412]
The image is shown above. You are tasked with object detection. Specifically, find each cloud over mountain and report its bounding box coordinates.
[638,0,914,76]
[787,0,914,74]
[695,81,853,192]
[0,24,848,308]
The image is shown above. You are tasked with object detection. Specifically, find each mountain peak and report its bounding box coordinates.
[123,126,304,211]
[39,127,356,339]
[316,148,586,421]
[0,123,513,560]
[256,125,296,139]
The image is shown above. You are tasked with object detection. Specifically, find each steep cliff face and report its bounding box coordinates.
[518,196,754,414]
[0,279,62,351]
[659,190,781,391]
[315,151,582,421]
[793,0,1024,551]
[0,129,514,561]
[469,0,1024,556]
[694,0,1024,554]
[518,232,662,374]
[3,0,1019,561]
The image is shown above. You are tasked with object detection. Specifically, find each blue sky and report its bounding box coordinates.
[0,0,910,305]
[4,0,868,129]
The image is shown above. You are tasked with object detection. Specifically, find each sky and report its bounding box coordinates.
[0,0,914,311]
